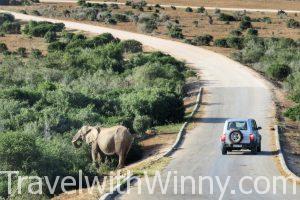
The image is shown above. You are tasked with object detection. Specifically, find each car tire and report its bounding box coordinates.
[222,146,227,155]
[257,142,261,152]
[229,130,243,144]
[251,146,258,154]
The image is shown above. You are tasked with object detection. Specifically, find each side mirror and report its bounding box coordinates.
[257,127,262,130]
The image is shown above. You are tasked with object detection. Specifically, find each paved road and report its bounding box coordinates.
[40,0,300,13]
[1,10,298,200]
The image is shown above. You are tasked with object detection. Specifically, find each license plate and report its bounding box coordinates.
[233,144,242,148]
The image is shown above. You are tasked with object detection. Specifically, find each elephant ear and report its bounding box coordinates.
[85,127,99,144]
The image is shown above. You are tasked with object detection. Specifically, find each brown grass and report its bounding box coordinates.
[116,0,300,10]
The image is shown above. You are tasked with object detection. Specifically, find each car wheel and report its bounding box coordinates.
[229,130,243,144]
[257,142,261,152]
[222,146,227,155]
[251,146,258,154]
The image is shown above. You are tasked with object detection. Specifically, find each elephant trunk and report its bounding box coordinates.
[72,131,82,148]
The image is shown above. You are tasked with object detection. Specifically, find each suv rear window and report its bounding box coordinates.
[227,121,248,130]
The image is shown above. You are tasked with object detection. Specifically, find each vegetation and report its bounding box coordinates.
[167,23,184,39]
[191,34,213,46]
[0,19,189,198]
[287,18,300,29]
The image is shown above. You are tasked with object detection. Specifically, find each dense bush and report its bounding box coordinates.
[226,36,244,49]
[120,39,143,53]
[137,13,158,33]
[230,29,242,36]
[23,21,65,37]
[17,47,26,57]
[0,21,21,34]
[287,18,300,28]
[214,38,228,47]
[0,42,8,53]
[191,34,213,46]
[246,28,258,36]
[167,24,184,39]
[133,115,152,134]
[266,64,291,81]
[185,7,193,12]
[196,6,205,13]
[44,31,57,43]
[218,13,236,21]
[239,20,252,30]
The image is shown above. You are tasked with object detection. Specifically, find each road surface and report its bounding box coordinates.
[0,10,298,200]
[39,0,300,13]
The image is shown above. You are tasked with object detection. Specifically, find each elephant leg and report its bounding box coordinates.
[117,150,126,169]
[91,143,100,167]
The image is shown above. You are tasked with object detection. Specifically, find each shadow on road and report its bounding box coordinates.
[228,150,279,156]
[196,117,228,123]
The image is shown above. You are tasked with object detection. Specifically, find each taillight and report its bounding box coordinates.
[220,134,226,142]
[249,133,254,142]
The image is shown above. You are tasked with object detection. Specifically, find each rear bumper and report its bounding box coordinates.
[222,142,256,150]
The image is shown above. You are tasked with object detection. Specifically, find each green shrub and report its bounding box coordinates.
[287,18,300,28]
[113,13,129,22]
[214,38,228,47]
[284,105,300,121]
[0,42,8,53]
[266,64,291,81]
[22,21,65,37]
[241,15,251,22]
[185,7,193,12]
[239,20,252,30]
[44,31,57,43]
[191,34,213,46]
[133,115,152,134]
[105,17,117,25]
[0,132,40,172]
[120,39,143,53]
[31,10,41,16]
[167,24,184,39]
[31,48,42,58]
[137,15,157,33]
[196,6,205,13]
[0,13,14,25]
[218,13,236,21]
[230,29,242,36]
[0,21,21,34]
[17,47,26,57]
[171,5,176,10]
[226,36,244,49]
[246,28,258,36]
[48,41,66,51]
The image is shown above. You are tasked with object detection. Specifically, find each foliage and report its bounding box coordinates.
[239,20,252,30]
[120,39,143,53]
[226,36,244,49]
[191,34,213,46]
[167,24,184,39]
[133,115,152,134]
[22,21,65,37]
[196,7,205,13]
[246,28,258,36]
[287,18,300,28]
[0,21,21,34]
[137,13,158,33]
[185,7,193,12]
[218,13,236,21]
[214,38,228,47]
[17,47,26,57]
[44,31,57,43]
[266,64,291,81]
[0,42,8,53]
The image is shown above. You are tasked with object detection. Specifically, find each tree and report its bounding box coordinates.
[167,24,184,39]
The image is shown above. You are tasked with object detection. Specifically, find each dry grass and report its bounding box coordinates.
[116,0,300,10]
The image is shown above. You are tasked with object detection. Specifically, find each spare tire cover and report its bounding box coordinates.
[229,130,243,144]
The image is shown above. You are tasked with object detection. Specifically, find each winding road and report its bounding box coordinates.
[0,8,299,200]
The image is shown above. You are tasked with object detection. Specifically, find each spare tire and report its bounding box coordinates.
[229,130,243,144]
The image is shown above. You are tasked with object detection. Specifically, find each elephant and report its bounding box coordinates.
[72,125,134,169]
